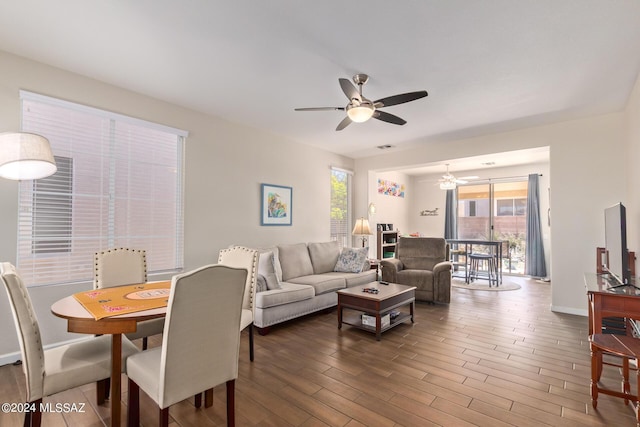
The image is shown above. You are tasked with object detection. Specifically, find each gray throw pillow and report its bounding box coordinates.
[258,251,281,290]
[334,247,369,273]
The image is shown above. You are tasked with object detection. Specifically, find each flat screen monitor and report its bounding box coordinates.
[604,202,630,285]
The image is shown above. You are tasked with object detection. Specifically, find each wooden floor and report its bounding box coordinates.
[1,276,638,426]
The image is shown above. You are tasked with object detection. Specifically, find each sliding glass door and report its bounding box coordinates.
[457,180,528,274]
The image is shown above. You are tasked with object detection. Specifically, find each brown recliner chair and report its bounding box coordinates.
[380,237,452,303]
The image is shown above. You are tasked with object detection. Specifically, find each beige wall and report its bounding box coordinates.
[0,51,353,361]
[354,108,629,316]
[367,170,411,257]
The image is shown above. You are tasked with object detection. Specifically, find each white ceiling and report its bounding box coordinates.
[399,147,550,177]
[1,1,639,160]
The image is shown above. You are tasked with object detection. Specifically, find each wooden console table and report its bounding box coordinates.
[584,273,640,335]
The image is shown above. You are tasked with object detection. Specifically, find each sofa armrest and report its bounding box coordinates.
[256,274,268,293]
[433,261,452,275]
[380,258,403,283]
[433,261,452,303]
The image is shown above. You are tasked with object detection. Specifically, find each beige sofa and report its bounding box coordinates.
[249,241,376,333]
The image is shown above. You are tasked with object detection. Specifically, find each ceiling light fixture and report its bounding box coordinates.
[439,164,458,190]
[346,101,374,123]
[439,180,457,190]
[0,132,57,180]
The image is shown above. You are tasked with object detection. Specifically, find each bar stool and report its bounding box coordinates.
[468,253,498,287]
[589,333,640,425]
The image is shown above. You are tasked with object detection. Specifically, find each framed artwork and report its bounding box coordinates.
[261,184,292,226]
[377,178,405,198]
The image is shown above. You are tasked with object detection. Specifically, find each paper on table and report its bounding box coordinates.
[73,281,171,320]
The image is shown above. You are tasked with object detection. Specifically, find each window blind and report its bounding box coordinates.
[17,91,187,287]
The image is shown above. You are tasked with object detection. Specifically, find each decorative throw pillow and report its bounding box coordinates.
[334,247,369,273]
[258,251,281,290]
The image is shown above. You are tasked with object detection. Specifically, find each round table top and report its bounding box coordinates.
[51,294,167,321]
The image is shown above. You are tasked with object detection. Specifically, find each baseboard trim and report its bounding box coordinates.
[551,305,588,317]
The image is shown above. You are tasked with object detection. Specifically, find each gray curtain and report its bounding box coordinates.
[525,174,547,277]
[444,189,457,239]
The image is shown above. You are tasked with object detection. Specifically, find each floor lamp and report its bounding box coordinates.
[352,217,372,248]
[0,132,57,180]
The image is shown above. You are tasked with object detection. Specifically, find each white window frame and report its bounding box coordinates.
[17,91,187,287]
[330,166,353,248]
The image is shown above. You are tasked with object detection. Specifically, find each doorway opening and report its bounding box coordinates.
[457,180,528,274]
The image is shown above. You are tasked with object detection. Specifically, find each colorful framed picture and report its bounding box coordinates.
[261,184,292,226]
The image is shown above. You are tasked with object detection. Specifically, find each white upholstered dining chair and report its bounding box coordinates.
[126,264,247,427]
[0,262,139,427]
[94,247,164,350]
[218,246,259,361]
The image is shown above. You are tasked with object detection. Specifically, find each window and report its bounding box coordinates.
[18,91,187,287]
[32,156,73,254]
[330,167,352,247]
[496,198,527,216]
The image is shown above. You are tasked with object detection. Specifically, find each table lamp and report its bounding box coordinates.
[352,217,372,247]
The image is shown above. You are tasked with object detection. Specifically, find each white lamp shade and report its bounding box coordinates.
[440,180,456,190]
[352,218,372,235]
[0,132,57,180]
[346,104,374,123]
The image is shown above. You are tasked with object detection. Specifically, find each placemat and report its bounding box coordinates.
[73,281,171,320]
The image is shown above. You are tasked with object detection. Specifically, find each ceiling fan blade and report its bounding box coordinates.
[295,107,345,111]
[374,91,428,108]
[336,116,352,131]
[339,78,359,101]
[373,110,406,126]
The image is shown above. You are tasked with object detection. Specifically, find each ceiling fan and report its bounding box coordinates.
[438,164,478,190]
[294,74,428,131]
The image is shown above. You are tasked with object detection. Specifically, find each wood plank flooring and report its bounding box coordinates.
[1,276,638,426]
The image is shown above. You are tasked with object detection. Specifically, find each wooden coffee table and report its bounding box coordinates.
[337,282,416,340]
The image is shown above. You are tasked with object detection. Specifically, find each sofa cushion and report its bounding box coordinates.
[254,282,315,309]
[334,247,369,273]
[259,246,283,282]
[308,241,341,274]
[288,274,346,295]
[397,269,434,289]
[330,270,377,288]
[258,251,281,290]
[278,243,314,281]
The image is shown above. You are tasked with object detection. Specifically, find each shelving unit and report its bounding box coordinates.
[377,230,399,259]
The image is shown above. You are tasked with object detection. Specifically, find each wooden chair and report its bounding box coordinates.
[0,262,139,427]
[590,333,640,426]
[218,246,259,361]
[94,247,164,350]
[126,264,247,427]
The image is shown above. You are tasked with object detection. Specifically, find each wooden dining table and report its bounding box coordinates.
[50,281,170,427]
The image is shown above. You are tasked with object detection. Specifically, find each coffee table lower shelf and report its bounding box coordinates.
[341,311,413,335]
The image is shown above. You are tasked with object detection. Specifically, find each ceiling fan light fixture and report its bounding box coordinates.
[346,103,374,123]
[440,180,456,190]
